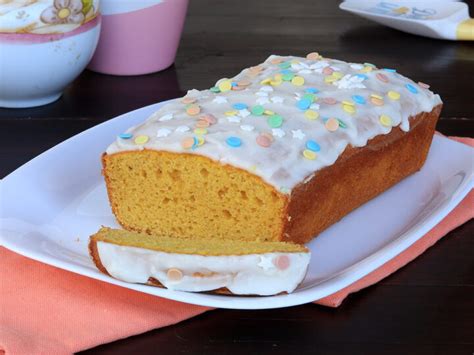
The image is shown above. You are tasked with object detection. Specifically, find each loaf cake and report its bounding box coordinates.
[89,227,310,295]
[103,53,442,244]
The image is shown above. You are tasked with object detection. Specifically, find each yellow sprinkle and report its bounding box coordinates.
[304,110,319,120]
[342,104,356,114]
[270,78,282,86]
[225,110,238,116]
[380,114,392,127]
[260,77,272,85]
[303,149,317,160]
[342,100,355,106]
[196,136,205,146]
[332,71,343,79]
[194,128,207,135]
[134,135,149,145]
[218,80,232,92]
[291,76,305,86]
[388,90,401,100]
[325,76,338,83]
[371,94,383,100]
[291,59,300,64]
[264,109,275,115]
[361,66,373,73]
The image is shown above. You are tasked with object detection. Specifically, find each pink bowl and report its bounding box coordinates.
[88,0,188,76]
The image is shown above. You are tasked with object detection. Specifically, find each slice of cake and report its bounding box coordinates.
[102,53,442,243]
[89,227,311,295]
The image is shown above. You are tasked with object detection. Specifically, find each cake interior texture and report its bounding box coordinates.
[102,106,440,244]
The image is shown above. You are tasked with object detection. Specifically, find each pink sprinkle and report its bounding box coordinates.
[376,73,389,83]
[323,67,334,76]
[418,81,430,89]
[201,114,217,125]
[256,134,272,147]
[323,97,337,105]
[274,255,290,270]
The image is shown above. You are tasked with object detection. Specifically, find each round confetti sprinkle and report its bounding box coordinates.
[201,114,217,124]
[186,104,200,116]
[370,97,384,106]
[238,79,251,87]
[418,81,430,89]
[225,110,238,116]
[380,114,392,127]
[264,109,275,115]
[260,77,272,85]
[325,118,339,132]
[196,136,205,146]
[226,136,242,148]
[323,97,337,105]
[376,73,389,83]
[361,66,373,73]
[352,95,366,104]
[291,76,305,86]
[167,268,183,281]
[231,82,238,87]
[210,86,220,93]
[268,114,283,128]
[297,98,312,110]
[305,87,319,94]
[306,140,321,152]
[302,93,316,102]
[218,80,232,92]
[324,75,338,83]
[405,83,418,94]
[270,58,283,65]
[282,72,294,81]
[323,66,334,76]
[342,100,354,106]
[342,104,356,114]
[304,110,319,120]
[194,128,207,135]
[134,135,149,145]
[251,105,265,116]
[256,134,272,148]
[196,120,210,128]
[303,149,317,160]
[355,73,368,80]
[119,133,132,139]
[181,137,195,149]
[387,90,400,100]
[232,85,245,91]
[278,61,291,69]
[371,94,383,100]
[233,103,248,110]
[181,97,196,104]
[306,52,320,60]
[332,71,343,79]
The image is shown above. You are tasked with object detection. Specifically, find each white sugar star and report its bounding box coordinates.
[271,96,284,104]
[213,96,227,104]
[310,103,320,110]
[159,113,173,121]
[260,85,274,92]
[298,69,312,75]
[272,128,286,138]
[156,128,172,137]
[258,255,275,271]
[227,115,241,123]
[292,129,305,140]
[350,63,364,70]
[255,91,269,97]
[238,109,251,118]
[240,124,255,131]
[175,125,190,133]
[256,97,270,105]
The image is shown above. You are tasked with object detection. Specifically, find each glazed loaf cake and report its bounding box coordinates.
[103,53,442,244]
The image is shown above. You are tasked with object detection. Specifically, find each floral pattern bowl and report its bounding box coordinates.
[0,0,101,108]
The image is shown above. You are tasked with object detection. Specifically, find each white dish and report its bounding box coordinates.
[1,101,473,310]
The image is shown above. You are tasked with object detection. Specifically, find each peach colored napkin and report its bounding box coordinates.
[0,136,472,355]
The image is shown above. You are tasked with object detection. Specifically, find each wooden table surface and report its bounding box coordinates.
[1,1,473,354]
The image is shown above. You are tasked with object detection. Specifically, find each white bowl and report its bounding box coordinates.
[0,16,101,108]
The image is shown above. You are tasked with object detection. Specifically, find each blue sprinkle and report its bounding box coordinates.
[231,82,238,87]
[352,95,366,105]
[297,98,312,110]
[305,87,319,94]
[405,83,418,94]
[280,69,292,75]
[191,137,199,150]
[306,140,321,152]
[383,68,397,73]
[226,136,242,148]
[119,133,133,139]
[233,103,248,110]
[355,74,368,80]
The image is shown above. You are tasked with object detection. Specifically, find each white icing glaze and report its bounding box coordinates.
[0,0,99,34]
[106,54,442,192]
[97,241,311,295]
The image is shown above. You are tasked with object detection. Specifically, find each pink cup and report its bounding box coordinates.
[88,0,188,76]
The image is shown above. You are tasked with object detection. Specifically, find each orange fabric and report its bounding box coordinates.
[0,136,472,354]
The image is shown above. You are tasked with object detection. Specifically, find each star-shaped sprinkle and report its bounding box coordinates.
[156,128,171,137]
[292,129,305,140]
[271,96,284,104]
[240,124,255,131]
[298,69,312,74]
[260,86,274,92]
[227,115,241,123]
[350,63,364,70]
[238,109,251,118]
[159,113,173,121]
[212,96,227,104]
[175,125,190,133]
[256,91,269,97]
[310,103,320,110]
[256,97,270,105]
[272,128,286,138]
[258,255,275,271]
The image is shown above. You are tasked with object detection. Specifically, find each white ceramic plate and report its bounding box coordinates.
[1,101,473,310]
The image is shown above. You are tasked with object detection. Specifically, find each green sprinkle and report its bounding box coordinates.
[278,61,291,69]
[210,86,220,93]
[282,73,294,81]
[268,114,283,128]
[302,93,316,103]
[338,119,347,128]
[251,105,265,116]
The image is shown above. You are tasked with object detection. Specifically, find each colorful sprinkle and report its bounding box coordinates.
[355,73,368,80]
[181,137,196,149]
[238,79,251,87]
[282,72,295,81]
[325,118,339,132]
[297,98,312,110]
[268,114,283,128]
[370,96,384,106]
[342,104,356,114]
[305,87,319,94]
[270,58,283,65]
[380,114,392,127]
[387,90,400,100]
[225,110,238,116]
[194,128,207,135]
[306,52,320,60]
[323,97,337,105]
[256,134,272,148]
[291,76,305,86]
[304,110,319,120]
[119,133,132,139]
[278,61,291,69]
[218,80,232,92]
[251,105,265,116]
[303,149,317,160]
[306,140,321,152]
[338,119,347,128]
[233,103,248,110]
[405,83,418,94]
[196,120,210,128]
[376,73,389,83]
[352,95,366,104]
[210,86,220,93]
[134,135,149,145]
[181,96,196,104]
[418,81,430,89]
[323,66,334,76]
[332,71,343,79]
[383,68,396,73]
[226,136,242,147]
[201,114,217,124]
[167,268,183,281]
[196,136,205,146]
[264,109,275,115]
[186,104,200,116]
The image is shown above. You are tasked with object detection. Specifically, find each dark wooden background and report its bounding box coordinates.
[1,1,473,354]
